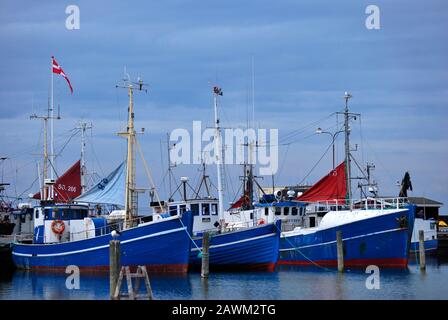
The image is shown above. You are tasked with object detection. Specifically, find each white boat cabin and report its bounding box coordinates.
[151,198,219,234]
[32,203,109,244]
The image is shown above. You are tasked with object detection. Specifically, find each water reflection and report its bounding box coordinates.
[1,259,448,300]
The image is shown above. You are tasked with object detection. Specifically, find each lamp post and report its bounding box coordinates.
[315,128,344,169]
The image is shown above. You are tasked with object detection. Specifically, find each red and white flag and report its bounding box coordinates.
[52,56,73,94]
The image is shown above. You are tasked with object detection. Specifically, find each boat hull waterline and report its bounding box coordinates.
[12,212,193,273]
[189,220,281,272]
[279,205,416,269]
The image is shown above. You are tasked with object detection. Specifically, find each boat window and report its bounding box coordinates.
[191,204,200,216]
[179,205,187,214]
[201,203,210,216]
[35,209,40,220]
[169,206,178,216]
[283,207,289,216]
[291,207,298,216]
[211,203,218,215]
[275,207,281,216]
[44,209,50,219]
[250,212,253,220]
[265,207,269,216]
[309,216,316,228]
[61,209,70,220]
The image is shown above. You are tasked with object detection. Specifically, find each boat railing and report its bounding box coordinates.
[307,197,409,213]
[13,213,173,243]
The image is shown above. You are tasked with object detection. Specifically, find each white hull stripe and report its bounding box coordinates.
[13,227,186,258]
[191,233,277,252]
[280,227,404,252]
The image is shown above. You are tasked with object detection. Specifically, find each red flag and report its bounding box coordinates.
[52,56,73,94]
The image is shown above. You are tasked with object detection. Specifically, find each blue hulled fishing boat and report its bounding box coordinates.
[12,73,193,272]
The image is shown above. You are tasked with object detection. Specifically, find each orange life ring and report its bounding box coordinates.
[258,218,266,225]
[51,220,65,234]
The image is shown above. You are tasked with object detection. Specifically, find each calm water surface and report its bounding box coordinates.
[1,256,448,300]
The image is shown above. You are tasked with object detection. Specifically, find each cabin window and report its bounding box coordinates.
[44,209,49,219]
[291,207,298,216]
[309,216,316,228]
[250,212,254,220]
[275,207,281,216]
[179,205,187,214]
[35,209,40,220]
[265,207,269,216]
[201,203,210,216]
[211,203,218,215]
[169,206,178,216]
[62,209,70,220]
[191,204,200,216]
[283,207,289,216]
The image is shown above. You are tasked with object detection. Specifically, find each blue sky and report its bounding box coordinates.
[0,1,447,212]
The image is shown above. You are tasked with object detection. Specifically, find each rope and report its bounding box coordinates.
[273,219,332,271]
[178,213,203,255]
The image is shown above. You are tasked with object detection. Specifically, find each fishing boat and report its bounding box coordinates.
[161,86,281,272]
[12,70,193,272]
[228,92,416,269]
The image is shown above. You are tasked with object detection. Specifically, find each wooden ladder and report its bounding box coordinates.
[112,266,154,300]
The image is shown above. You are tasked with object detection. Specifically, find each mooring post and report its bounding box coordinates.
[419,230,426,270]
[110,240,121,299]
[336,230,344,272]
[201,232,210,278]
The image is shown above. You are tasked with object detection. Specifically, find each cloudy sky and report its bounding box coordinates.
[0,1,447,212]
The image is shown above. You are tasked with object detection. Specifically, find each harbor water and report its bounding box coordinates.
[1,255,448,300]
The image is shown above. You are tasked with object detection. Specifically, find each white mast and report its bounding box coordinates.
[213,87,225,232]
[77,121,92,193]
[50,57,55,200]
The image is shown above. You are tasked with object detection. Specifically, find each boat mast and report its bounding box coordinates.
[30,102,52,200]
[50,57,55,200]
[77,121,92,193]
[117,76,147,228]
[213,86,225,232]
[343,92,352,204]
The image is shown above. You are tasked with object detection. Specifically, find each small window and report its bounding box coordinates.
[265,207,269,216]
[35,209,40,220]
[191,204,200,216]
[201,203,210,216]
[211,203,218,215]
[275,207,281,216]
[169,206,178,216]
[291,207,298,216]
[179,205,187,214]
[44,209,51,220]
[309,216,316,228]
[283,207,289,216]
[250,212,254,220]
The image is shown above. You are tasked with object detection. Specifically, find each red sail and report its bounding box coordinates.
[297,161,347,203]
[33,160,81,202]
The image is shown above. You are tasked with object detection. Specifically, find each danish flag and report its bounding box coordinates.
[52,56,73,94]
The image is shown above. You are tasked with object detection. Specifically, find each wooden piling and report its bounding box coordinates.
[419,230,426,270]
[109,240,121,299]
[201,232,210,278]
[336,231,344,272]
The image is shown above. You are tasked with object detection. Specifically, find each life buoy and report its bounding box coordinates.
[51,220,65,234]
[258,218,266,225]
